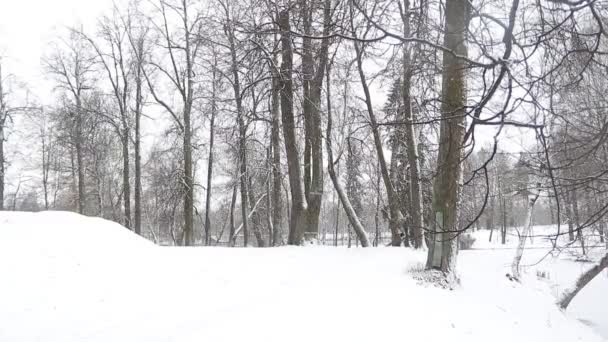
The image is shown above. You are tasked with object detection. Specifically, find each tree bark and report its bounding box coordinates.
[300,0,331,242]
[426,0,469,279]
[271,61,284,246]
[279,9,308,245]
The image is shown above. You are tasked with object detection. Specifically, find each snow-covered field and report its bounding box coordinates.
[0,211,606,342]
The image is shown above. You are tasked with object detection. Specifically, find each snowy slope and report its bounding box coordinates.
[0,212,604,342]
[470,226,608,339]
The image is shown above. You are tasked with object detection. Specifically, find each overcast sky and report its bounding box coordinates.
[0,0,115,104]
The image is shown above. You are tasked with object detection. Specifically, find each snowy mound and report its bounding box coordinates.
[0,211,153,250]
[0,212,604,342]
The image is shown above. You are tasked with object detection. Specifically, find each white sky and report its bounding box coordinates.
[0,0,115,104]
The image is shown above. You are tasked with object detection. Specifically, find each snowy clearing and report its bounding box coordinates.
[0,211,605,342]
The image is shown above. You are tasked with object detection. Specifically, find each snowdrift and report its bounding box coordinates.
[0,212,604,342]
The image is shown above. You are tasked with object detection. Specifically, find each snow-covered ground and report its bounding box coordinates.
[0,211,605,342]
[469,226,608,339]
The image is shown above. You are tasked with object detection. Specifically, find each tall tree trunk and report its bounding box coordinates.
[204,101,215,246]
[279,9,308,245]
[133,37,144,236]
[401,0,424,249]
[426,0,469,279]
[204,61,218,246]
[271,65,284,246]
[183,105,194,246]
[352,29,404,246]
[326,68,370,247]
[223,9,251,247]
[300,0,331,242]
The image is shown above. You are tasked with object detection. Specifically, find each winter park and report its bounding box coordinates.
[1,0,608,341]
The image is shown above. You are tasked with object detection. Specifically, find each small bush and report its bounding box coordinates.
[459,234,476,250]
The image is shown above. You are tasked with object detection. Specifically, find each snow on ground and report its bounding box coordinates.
[469,226,608,339]
[0,211,605,342]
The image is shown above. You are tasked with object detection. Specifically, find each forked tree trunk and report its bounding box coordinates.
[300,0,331,242]
[279,9,308,245]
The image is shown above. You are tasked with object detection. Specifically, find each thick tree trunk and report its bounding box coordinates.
[426,0,469,279]
[300,0,331,242]
[559,253,608,309]
[279,9,308,245]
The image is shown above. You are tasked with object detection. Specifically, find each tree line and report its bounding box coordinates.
[1,0,608,283]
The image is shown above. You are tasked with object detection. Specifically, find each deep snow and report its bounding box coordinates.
[0,211,605,342]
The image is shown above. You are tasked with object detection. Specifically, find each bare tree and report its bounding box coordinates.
[143,0,204,245]
[45,33,97,214]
